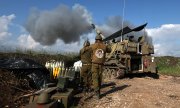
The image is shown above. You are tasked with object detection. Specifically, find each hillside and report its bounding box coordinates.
[156,56,180,76]
[0,52,180,107]
[0,52,180,76]
[0,52,79,68]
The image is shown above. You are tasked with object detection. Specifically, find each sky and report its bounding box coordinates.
[0,0,180,56]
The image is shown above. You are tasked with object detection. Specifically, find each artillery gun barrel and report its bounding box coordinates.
[103,23,148,41]
[91,24,105,39]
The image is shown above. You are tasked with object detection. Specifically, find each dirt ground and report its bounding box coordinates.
[0,69,33,108]
[1,70,180,108]
[77,74,180,108]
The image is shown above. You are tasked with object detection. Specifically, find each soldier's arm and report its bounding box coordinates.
[106,44,111,53]
[79,49,82,60]
[89,46,93,61]
[89,45,93,61]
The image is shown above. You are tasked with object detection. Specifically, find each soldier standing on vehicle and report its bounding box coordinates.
[91,35,111,99]
[80,40,92,92]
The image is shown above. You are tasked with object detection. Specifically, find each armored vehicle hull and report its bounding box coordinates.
[102,23,158,79]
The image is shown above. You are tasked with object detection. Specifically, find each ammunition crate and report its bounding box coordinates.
[51,88,73,108]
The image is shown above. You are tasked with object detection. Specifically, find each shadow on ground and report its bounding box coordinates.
[72,96,82,107]
[101,84,130,98]
[101,82,116,89]
[124,73,159,79]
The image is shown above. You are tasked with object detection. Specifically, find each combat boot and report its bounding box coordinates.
[82,86,88,95]
[88,87,94,93]
[94,90,101,99]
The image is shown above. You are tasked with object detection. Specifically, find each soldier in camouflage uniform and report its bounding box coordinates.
[80,40,92,92]
[91,35,111,99]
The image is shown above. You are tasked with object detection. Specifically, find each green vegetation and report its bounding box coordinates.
[0,51,79,67]
[156,56,180,76]
[1,50,180,76]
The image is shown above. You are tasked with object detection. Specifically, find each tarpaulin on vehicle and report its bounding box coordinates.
[0,58,50,89]
[0,58,44,69]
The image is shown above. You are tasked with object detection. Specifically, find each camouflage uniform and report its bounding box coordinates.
[80,40,92,90]
[91,35,111,98]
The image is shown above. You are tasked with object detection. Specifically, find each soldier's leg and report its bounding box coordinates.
[99,65,103,87]
[87,65,93,91]
[96,65,103,98]
[81,66,88,89]
[84,66,90,92]
[91,64,99,91]
[92,64,101,99]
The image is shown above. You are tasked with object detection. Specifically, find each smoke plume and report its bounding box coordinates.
[25,4,152,46]
[25,4,92,45]
[98,16,132,36]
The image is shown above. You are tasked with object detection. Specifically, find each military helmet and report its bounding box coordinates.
[95,35,102,40]
[37,92,50,104]
[83,40,90,47]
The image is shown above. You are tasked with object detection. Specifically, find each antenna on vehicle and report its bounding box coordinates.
[143,22,147,43]
[121,0,126,42]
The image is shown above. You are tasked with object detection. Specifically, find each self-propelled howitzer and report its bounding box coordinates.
[93,23,158,79]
